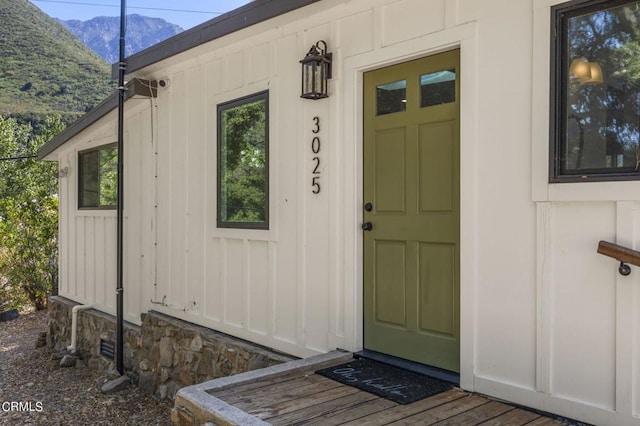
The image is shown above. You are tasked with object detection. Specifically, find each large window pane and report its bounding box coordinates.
[217,91,268,228]
[78,145,117,209]
[553,0,640,180]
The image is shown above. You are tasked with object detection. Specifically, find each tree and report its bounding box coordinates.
[0,115,62,310]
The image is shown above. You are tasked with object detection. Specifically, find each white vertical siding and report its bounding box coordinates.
[272,32,301,347]
[55,100,153,323]
[247,240,269,336]
[551,203,616,409]
[204,237,223,322]
[169,71,189,311]
[51,0,640,424]
[224,238,245,328]
[94,217,106,306]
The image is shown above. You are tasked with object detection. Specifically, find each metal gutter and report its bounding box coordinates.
[112,0,322,78]
[37,79,157,160]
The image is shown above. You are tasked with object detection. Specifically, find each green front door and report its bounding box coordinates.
[363,50,460,372]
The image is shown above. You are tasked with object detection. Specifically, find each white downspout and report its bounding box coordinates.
[67,304,92,354]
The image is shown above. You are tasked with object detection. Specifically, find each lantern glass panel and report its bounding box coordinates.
[303,61,316,95]
[315,63,324,95]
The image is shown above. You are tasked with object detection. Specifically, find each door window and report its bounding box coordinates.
[376,80,407,115]
[420,69,456,107]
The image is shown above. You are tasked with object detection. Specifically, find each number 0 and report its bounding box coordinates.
[311,137,320,154]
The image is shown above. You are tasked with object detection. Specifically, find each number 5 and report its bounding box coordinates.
[312,176,320,194]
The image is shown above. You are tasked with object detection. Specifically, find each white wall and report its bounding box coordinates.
[55,98,154,324]
[52,0,640,424]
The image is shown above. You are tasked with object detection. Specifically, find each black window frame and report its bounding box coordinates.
[216,90,269,229]
[77,144,118,210]
[550,0,640,182]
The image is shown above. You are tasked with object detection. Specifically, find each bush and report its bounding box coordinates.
[0,115,62,310]
[0,196,58,310]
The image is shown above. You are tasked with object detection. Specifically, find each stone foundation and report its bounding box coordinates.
[48,296,294,401]
[47,296,141,373]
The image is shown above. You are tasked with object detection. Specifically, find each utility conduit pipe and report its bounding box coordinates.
[67,304,92,354]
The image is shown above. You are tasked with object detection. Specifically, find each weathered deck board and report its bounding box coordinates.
[243,385,361,419]
[478,408,542,425]
[342,390,471,425]
[211,371,319,398]
[526,417,565,425]
[383,395,490,425]
[266,386,380,425]
[430,400,513,425]
[228,377,346,410]
[300,395,398,425]
[208,366,569,426]
[219,375,336,405]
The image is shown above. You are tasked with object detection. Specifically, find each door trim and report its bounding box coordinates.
[362,50,461,372]
[342,21,479,391]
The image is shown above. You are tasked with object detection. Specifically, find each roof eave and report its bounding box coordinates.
[37,79,157,160]
[112,0,322,78]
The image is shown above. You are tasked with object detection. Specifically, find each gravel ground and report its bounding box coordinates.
[0,310,172,425]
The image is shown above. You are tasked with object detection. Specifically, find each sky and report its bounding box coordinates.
[31,0,252,30]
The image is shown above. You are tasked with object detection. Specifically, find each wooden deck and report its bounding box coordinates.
[208,358,565,426]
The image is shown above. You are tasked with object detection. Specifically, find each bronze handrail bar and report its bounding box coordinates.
[597,240,640,276]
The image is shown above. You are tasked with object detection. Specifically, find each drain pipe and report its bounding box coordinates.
[67,304,92,354]
[116,0,126,376]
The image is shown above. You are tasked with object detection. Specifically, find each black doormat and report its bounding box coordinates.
[316,358,453,405]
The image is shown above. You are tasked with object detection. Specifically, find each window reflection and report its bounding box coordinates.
[78,145,117,209]
[218,92,268,227]
[560,1,640,176]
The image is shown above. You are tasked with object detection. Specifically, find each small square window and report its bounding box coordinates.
[420,69,456,107]
[551,0,640,182]
[376,80,407,115]
[217,91,269,229]
[78,145,117,209]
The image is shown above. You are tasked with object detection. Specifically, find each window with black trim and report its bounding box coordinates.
[217,91,269,229]
[552,0,640,182]
[78,145,117,209]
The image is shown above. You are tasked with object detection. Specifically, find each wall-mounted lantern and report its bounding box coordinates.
[300,40,332,100]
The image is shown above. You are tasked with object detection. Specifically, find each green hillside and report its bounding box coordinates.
[0,0,114,120]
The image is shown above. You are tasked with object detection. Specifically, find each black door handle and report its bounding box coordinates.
[361,222,373,231]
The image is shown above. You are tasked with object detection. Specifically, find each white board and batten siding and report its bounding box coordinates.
[51,0,640,424]
[56,98,155,324]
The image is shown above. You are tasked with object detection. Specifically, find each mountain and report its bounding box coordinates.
[59,15,184,64]
[0,0,114,120]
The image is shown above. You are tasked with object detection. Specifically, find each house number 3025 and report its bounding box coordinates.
[311,116,322,194]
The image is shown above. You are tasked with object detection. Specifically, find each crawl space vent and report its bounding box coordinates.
[100,339,115,360]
